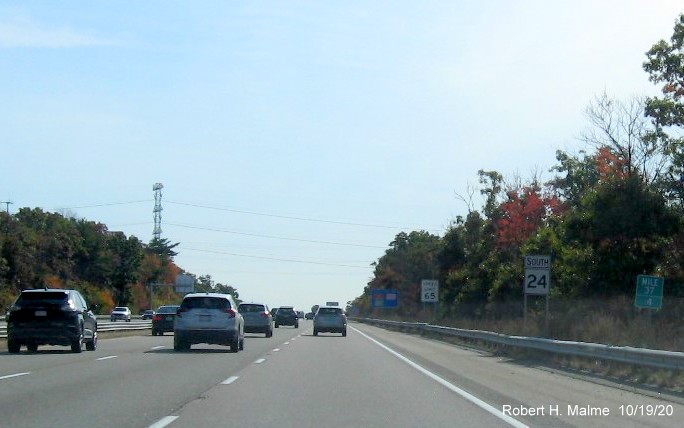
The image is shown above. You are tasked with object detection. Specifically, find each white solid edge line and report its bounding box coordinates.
[351,326,529,428]
[97,356,118,361]
[0,372,30,381]
[221,376,239,385]
[148,415,179,428]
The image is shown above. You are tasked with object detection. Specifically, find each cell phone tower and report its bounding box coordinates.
[153,183,164,240]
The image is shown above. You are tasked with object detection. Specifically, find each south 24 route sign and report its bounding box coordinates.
[524,255,550,295]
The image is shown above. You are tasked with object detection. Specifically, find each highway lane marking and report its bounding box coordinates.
[284,341,290,345]
[352,326,529,428]
[0,372,30,381]
[97,356,118,361]
[255,358,266,364]
[151,345,165,350]
[221,376,239,385]
[148,415,179,428]
[272,348,280,352]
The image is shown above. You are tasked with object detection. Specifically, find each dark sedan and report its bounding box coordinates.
[151,305,180,336]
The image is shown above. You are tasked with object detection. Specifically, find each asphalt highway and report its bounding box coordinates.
[0,322,682,428]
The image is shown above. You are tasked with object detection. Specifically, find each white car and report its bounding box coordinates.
[174,293,244,352]
[110,306,131,322]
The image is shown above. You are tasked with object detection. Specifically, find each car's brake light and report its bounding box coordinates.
[260,311,270,318]
[223,308,237,318]
[152,314,163,321]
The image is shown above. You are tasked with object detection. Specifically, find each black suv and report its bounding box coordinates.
[6,289,98,353]
[274,306,299,328]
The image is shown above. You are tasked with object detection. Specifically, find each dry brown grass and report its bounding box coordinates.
[369,296,684,393]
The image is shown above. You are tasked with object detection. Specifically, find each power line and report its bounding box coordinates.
[60,200,151,209]
[166,200,442,232]
[166,222,388,249]
[179,247,373,269]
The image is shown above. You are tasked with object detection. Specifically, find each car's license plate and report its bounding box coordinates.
[35,310,47,316]
[166,316,173,320]
[199,315,211,322]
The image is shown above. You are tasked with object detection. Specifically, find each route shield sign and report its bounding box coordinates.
[524,255,551,295]
[635,275,664,309]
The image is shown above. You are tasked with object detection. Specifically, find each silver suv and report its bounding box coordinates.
[173,293,244,352]
[238,302,273,337]
[313,306,347,337]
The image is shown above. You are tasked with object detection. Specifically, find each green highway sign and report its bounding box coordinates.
[635,275,664,309]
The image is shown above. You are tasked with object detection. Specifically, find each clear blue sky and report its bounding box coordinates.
[1,1,682,312]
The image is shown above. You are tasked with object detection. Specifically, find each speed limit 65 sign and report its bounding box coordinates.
[524,255,550,295]
[421,279,439,302]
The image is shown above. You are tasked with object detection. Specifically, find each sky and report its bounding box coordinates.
[1,1,683,312]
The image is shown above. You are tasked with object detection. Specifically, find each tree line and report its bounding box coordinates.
[350,14,684,319]
[0,208,239,314]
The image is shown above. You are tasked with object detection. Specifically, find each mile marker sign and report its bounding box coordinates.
[524,255,550,295]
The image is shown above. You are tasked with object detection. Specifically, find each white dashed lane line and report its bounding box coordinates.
[272,348,280,352]
[148,415,179,428]
[0,372,30,381]
[255,358,266,364]
[150,346,165,350]
[221,376,239,385]
[97,356,118,361]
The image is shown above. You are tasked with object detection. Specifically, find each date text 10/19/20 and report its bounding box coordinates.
[502,404,674,417]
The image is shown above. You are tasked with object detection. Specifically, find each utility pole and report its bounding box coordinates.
[0,201,13,214]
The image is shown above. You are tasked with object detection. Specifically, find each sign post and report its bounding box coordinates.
[421,279,439,320]
[523,255,551,330]
[635,275,664,310]
[421,280,439,303]
[371,289,399,309]
[175,274,195,294]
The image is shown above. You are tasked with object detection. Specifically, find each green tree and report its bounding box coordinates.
[643,13,684,205]
[562,176,679,296]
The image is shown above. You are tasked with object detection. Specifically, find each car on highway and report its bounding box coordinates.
[313,306,347,336]
[297,310,305,319]
[6,288,98,353]
[173,292,244,352]
[238,302,273,337]
[274,306,298,328]
[305,312,314,320]
[141,309,155,320]
[110,306,131,322]
[151,305,180,336]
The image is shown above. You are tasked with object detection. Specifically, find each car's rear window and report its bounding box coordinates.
[239,304,265,313]
[182,297,230,310]
[157,306,179,314]
[114,307,127,311]
[318,308,342,315]
[278,308,295,315]
[16,291,69,306]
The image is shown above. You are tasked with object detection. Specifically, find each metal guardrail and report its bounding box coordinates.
[354,317,684,371]
[0,319,152,338]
